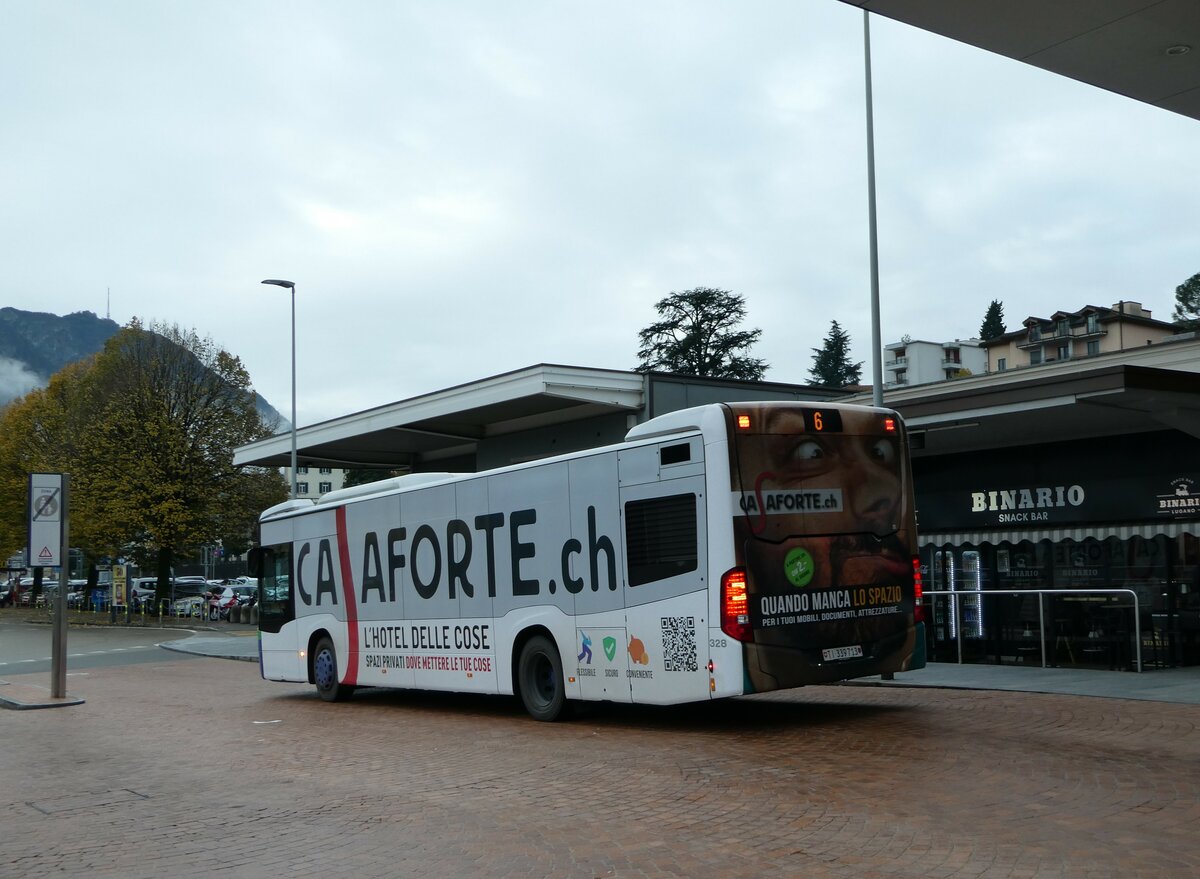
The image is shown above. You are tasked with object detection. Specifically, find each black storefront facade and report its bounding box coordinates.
[912,429,1200,670]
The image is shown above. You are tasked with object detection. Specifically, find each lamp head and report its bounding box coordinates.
[261,279,295,289]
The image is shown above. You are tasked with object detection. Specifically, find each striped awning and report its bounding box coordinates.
[919,520,1197,547]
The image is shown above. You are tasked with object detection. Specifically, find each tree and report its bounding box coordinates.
[343,468,404,489]
[0,360,94,562]
[808,320,862,387]
[0,320,287,604]
[980,299,1006,340]
[1172,272,1200,329]
[634,287,767,380]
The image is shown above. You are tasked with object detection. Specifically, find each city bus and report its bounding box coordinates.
[250,401,925,720]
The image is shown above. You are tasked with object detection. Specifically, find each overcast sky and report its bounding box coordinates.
[4,2,1198,428]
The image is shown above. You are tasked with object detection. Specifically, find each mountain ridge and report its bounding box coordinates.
[0,307,284,427]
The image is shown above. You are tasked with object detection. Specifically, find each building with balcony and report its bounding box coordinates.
[283,465,348,499]
[884,339,987,388]
[984,301,1178,373]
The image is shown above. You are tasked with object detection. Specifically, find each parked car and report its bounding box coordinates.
[18,580,59,606]
[172,595,205,618]
[171,577,210,598]
[128,578,164,610]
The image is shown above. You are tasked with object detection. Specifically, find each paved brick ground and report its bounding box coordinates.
[1,657,1198,879]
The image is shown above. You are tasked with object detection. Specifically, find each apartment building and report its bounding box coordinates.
[884,338,987,388]
[984,301,1178,373]
[283,465,347,498]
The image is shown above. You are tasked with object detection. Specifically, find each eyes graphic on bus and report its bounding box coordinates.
[778,436,899,481]
[869,438,896,464]
[628,636,650,665]
[794,440,824,460]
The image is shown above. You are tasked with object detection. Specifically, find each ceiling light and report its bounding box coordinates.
[1165,44,1191,57]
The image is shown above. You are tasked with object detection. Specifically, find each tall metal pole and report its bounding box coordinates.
[864,10,884,408]
[262,279,298,498]
[290,284,298,498]
[51,476,69,699]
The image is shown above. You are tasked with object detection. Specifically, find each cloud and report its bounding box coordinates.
[3,2,1199,424]
[0,357,46,407]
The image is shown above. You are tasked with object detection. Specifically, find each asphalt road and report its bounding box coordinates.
[2,654,1198,879]
[0,620,199,674]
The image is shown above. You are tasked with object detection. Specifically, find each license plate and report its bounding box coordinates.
[822,645,864,661]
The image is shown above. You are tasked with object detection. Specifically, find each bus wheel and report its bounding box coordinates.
[517,636,568,721]
[313,636,355,703]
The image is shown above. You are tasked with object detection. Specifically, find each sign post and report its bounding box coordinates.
[112,564,128,622]
[29,473,69,699]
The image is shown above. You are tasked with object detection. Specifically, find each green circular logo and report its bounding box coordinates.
[783,547,814,588]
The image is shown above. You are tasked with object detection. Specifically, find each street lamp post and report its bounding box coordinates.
[261,279,298,498]
[863,10,883,408]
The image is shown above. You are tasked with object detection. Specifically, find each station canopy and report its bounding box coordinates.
[841,1,1200,122]
[234,365,646,471]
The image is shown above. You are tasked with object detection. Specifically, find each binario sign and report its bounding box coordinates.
[912,431,1200,531]
[970,484,1086,524]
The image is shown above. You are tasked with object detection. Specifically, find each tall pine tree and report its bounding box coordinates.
[979,300,1006,340]
[808,320,862,387]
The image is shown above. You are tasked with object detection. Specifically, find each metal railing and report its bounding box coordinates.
[923,588,1143,672]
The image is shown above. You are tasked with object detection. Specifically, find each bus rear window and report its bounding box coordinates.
[624,494,698,587]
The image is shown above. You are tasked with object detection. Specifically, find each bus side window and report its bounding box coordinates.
[624,494,699,587]
[660,443,691,466]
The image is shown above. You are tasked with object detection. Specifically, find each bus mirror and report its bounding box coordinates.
[246,547,264,578]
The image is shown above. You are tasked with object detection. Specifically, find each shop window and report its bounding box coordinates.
[1107,535,1168,610]
[1174,534,1200,613]
[997,540,1051,589]
[1052,538,1107,589]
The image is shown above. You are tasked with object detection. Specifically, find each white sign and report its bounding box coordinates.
[28,473,65,568]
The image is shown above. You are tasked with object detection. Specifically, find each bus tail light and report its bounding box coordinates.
[721,567,753,642]
[912,556,925,623]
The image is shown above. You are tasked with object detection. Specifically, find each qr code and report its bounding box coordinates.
[661,616,698,672]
